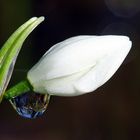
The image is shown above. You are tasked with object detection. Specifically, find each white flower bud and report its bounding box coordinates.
[27,35,132,96]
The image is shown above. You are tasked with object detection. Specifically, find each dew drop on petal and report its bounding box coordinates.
[9,92,50,119]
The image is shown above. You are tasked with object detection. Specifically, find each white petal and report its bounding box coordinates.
[74,42,131,93]
[27,35,132,96]
[33,66,91,96]
[28,36,97,82]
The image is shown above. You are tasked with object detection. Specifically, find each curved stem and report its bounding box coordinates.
[4,79,32,100]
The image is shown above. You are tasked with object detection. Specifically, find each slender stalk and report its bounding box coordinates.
[4,79,32,100]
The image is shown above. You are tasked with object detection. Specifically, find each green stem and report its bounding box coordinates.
[4,79,32,100]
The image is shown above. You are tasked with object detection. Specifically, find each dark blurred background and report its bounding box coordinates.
[0,0,140,140]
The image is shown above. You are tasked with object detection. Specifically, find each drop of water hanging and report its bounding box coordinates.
[10,92,50,119]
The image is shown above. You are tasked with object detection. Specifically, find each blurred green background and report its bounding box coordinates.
[0,0,140,140]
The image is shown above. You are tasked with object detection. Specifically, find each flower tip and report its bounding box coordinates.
[122,35,131,42]
[112,35,132,49]
[122,35,132,44]
[123,36,132,50]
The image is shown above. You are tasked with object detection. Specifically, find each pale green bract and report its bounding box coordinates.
[27,35,132,96]
[0,16,44,102]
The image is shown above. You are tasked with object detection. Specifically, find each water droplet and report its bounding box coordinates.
[10,92,50,119]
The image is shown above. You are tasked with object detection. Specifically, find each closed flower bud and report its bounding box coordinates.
[27,35,132,96]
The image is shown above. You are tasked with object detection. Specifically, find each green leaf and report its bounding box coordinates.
[0,16,44,102]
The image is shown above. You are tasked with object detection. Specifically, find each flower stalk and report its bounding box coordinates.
[4,79,32,100]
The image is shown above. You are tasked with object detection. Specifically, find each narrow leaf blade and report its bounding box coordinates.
[0,17,44,102]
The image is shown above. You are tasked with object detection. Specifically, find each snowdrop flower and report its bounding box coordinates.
[27,35,132,96]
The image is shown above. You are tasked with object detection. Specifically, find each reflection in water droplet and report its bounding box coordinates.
[10,92,50,119]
